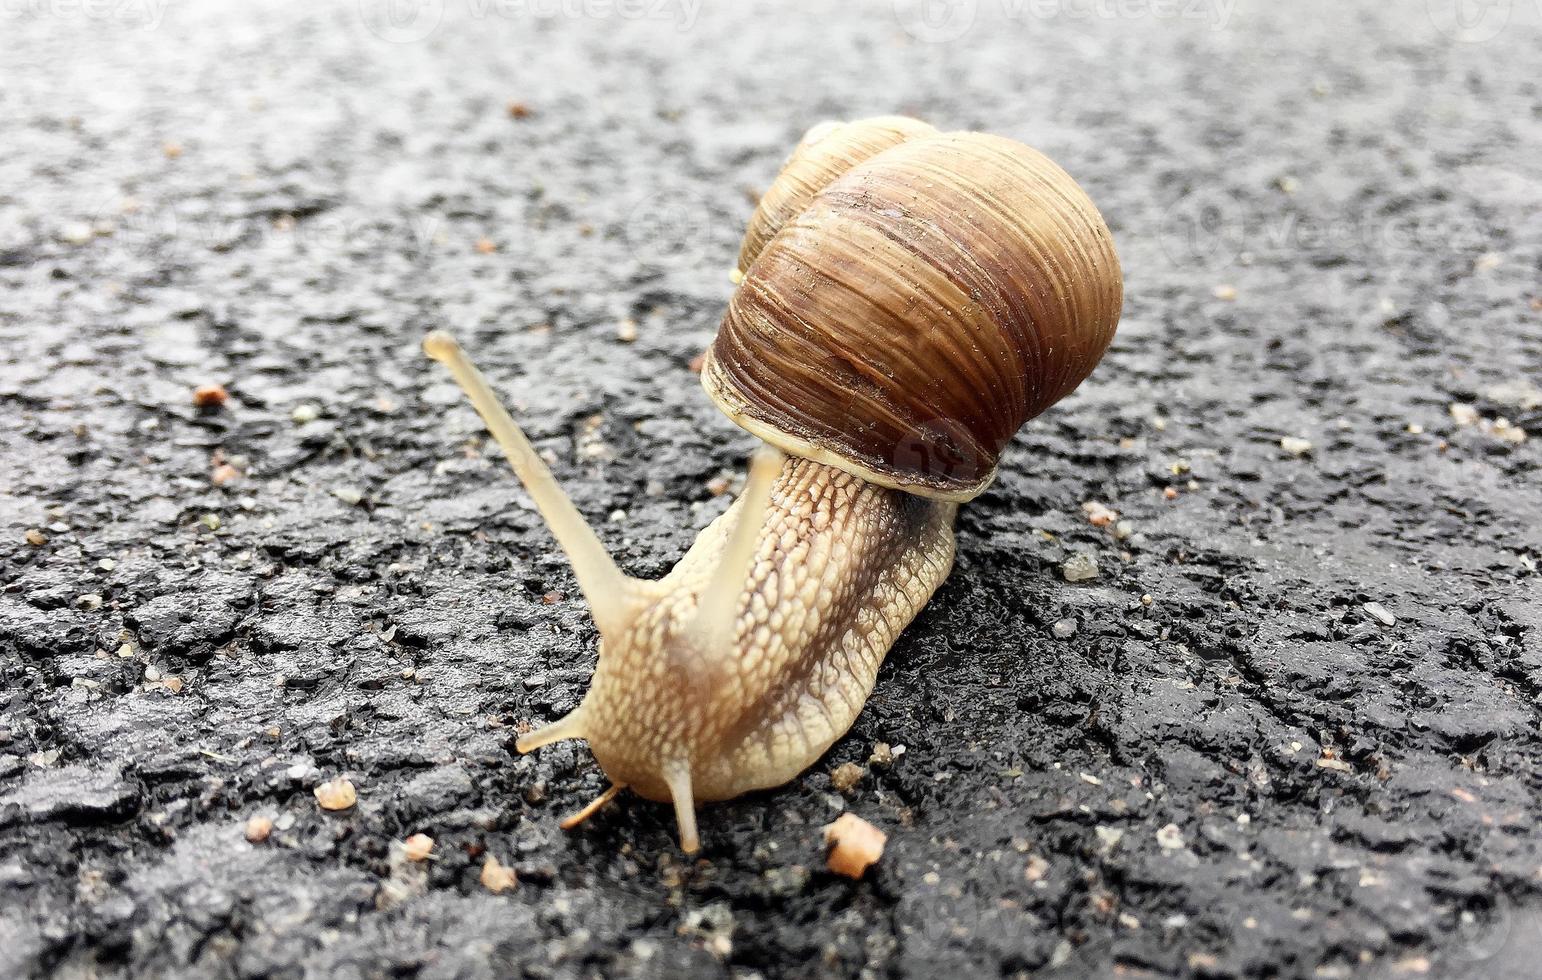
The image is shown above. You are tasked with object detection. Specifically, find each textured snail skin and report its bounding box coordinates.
[581,458,955,807]
[708,129,1123,500]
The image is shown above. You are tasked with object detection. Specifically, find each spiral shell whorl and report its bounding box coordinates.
[735,116,938,276]
[707,126,1123,501]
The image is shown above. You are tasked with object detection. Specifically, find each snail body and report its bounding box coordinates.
[581,458,955,811]
[424,117,1120,852]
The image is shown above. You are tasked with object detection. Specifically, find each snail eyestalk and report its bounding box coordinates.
[691,446,783,656]
[423,330,637,637]
[514,708,586,754]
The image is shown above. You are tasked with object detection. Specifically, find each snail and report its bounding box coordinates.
[423,116,1122,853]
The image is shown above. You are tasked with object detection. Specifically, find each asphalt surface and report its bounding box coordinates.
[2,1,1540,977]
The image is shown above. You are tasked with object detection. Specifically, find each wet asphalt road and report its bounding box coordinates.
[1,1,1540,977]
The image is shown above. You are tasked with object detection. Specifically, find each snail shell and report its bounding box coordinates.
[706,125,1123,501]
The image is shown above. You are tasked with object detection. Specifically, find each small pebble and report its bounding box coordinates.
[402,833,434,861]
[1363,602,1396,627]
[211,464,241,486]
[245,815,273,843]
[1052,618,1079,639]
[1081,500,1118,527]
[506,101,531,119]
[97,558,116,571]
[616,318,638,343]
[823,813,886,879]
[474,237,497,254]
[162,141,183,159]
[1448,403,1478,427]
[829,762,864,793]
[1280,436,1313,456]
[25,529,47,546]
[1490,418,1527,445]
[291,403,321,424]
[1156,823,1185,850]
[706,476,731,497]
[161,676,184,694]
[60,222,94,245]
[869,743,895,768]
[314,776,357,811]
[199,513,221,531]
[1212,284,1237,300]
[192,383,228,408]
[1163,487,1179,500]
[1112,519,1134,541]
[481,854,517,894]
[76,594,104,611]
[1061,554,1100,583]
[332,487,364,506]
[1096,826,1124,851]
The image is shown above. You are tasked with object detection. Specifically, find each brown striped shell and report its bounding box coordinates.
[704,123,1124,501]
[735,116,937,277]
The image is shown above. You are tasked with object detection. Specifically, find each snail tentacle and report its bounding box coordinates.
[514,708,586,754]
[662,760,699,854]
[558,781,626,830]
[690,445,784,657]
[423,330,642,638]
